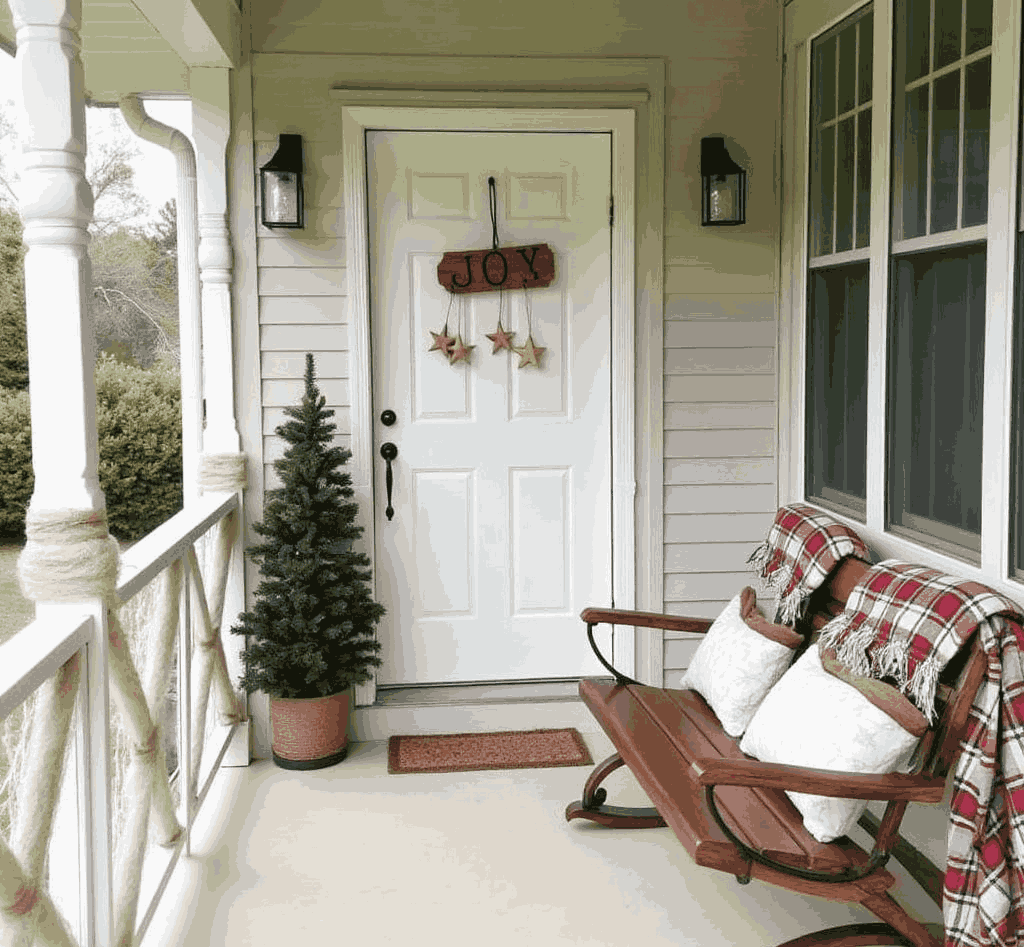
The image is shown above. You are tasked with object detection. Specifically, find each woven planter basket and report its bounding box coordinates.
[270,690,351,770]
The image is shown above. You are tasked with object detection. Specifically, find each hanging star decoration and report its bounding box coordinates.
[485,319,516,354]
[514,333,546,369]
[428,324,456,359]
[448,335,475,365]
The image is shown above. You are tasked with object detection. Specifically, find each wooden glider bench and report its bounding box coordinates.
[566,558,987,947]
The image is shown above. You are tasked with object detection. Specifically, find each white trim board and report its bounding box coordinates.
[336,81,664,703]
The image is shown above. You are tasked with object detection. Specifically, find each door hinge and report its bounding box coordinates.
[609,195,614,228]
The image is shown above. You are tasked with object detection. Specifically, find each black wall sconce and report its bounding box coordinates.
[701,137,746,226]
[260,134,304,229]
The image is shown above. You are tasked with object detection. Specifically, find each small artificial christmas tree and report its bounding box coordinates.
[232,353,384,699]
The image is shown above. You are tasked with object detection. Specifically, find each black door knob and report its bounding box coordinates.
[381,409,397,426]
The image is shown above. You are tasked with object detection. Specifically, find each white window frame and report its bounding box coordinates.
[781,0,1024,594]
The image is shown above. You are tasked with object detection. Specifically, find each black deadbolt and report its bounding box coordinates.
[381,409,397,426]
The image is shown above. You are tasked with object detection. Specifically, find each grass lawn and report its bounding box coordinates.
[0,542,34,646]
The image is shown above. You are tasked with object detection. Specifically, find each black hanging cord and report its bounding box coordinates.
[488,176,499,250]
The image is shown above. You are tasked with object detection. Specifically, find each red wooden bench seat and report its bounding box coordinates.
[566,559,987,947]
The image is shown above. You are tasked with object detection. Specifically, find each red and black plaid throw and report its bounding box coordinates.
[818,560,1022,720]
[945,613,1024,947]
[818,560,1024,947]
[748,503,870,624]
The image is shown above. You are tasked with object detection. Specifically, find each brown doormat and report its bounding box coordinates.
[388,728,593,775]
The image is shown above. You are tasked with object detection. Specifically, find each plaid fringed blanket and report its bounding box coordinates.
[748,503,870,624]
[818,560,1024,947]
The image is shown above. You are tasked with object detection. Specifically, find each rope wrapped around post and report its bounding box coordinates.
[198,452,247,495]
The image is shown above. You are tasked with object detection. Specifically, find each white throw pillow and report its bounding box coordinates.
[681,588,802,738]
[739,646,927,843]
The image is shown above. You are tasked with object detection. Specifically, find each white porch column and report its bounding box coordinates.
[9,0,115,943]
[192,67,241,456]
[191,66,249,766]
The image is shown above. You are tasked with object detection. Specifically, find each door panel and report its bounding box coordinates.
[369,130,612,685]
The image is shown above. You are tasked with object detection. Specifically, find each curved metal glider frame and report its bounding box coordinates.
[705,784,891,886]
[586,622,642,687]
[564,752,667,828]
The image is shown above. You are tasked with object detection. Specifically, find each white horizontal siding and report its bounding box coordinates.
[665,374,776,402]
[664,483,775,515]
[258,267,346,296]
[665,458,776,484]
[260,295,347,324]
[667,402,775,430]
[260,324,348,350]
[664,571,750,601]
[662,290,777,679]
[258,236,346,268]
[262,352,350,378]
[664,428,774,458]
[665,541,754,572]
[262,377,349,405]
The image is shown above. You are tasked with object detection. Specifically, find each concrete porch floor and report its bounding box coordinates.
[140,729,945,947]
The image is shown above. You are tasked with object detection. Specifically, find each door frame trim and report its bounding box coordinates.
[336,74,664,704]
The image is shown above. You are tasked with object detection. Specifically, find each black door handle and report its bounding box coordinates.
[380,442,398,521]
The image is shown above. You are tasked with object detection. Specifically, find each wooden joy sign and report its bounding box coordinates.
[437,244,555,294]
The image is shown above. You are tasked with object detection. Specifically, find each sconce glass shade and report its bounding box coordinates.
[701,137,746,226]
[260,134,304,229]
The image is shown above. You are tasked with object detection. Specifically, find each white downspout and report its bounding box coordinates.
[118,95,203,505]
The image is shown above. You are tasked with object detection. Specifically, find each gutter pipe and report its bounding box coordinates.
[118,95,203,504]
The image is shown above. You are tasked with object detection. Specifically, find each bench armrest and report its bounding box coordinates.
[691,757,946,803]
[580,607,713,635]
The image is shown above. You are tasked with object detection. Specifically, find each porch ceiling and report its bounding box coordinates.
[0,0,239,101]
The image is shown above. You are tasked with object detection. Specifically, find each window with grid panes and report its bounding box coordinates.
[787,0,1020,575]
[805,7,873,518]
[887,0,992,558]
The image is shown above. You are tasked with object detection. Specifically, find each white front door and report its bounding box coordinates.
[368,130,613,686]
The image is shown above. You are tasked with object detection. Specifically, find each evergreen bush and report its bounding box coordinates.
[0,357,182,540]
[231,354,384,699]
[0,387,32,535]
[95,355,182,539]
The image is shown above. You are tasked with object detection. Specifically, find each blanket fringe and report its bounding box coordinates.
[778,585,812,625]
[904,653,942,725]
[818,613,875,678]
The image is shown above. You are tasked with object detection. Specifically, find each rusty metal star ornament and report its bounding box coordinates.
[514,333,546,369]
[428,325,456,358]
[485,320,517,354]
[448,334,475,364]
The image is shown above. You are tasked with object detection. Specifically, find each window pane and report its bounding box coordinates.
[838,23,858,114]
[903,0,931,84]
[931,71,961,233]
[858,12,873,105]
[965,0,993,55]
[836,118,856,252]
[811,126,836,256]
[933,0,962,71]
[806,263,869,511]
[901,85,930,239]
[814,35,837,125]
[856,110,872,248]
[962,57,991,227]
[889,246,985,551]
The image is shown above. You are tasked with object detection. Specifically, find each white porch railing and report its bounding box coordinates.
[0,492,245,947]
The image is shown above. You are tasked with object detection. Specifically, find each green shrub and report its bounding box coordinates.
[0,358,183,540]
[95,355,182,540]
[0,387,32,535]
